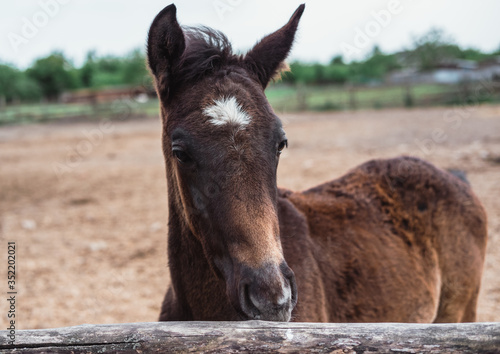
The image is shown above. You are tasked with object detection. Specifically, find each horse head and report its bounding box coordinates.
[147,4,304,321]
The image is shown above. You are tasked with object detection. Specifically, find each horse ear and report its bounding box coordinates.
[244,4,305,88]
[147,4,185,85]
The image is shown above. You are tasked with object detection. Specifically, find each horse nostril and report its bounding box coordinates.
[240,282,261,319]
[281,262,298,307]
[287,271,298,307]
[237,263,296,321]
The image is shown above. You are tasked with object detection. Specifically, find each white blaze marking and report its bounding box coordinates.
[203,96,251,128]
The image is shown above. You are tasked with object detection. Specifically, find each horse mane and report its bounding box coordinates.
[172,26,290,88]
[176,26,241,84]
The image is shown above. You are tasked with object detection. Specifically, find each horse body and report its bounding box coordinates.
[278,156,486,322]
[148,4,487,323]
[160,156,486,322]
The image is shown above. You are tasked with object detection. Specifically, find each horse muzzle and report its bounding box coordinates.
[233,261,297,322]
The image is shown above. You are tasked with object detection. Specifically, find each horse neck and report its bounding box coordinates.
[165,170,237,320]
[166,171,210,279]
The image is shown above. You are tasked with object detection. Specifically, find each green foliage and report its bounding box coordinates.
[284,61,350,85]
[14,74,43,101]
[404,29,500,72]
[80,50,96,87]
[91,55,125,87]
[407,28,452,71]
[406,28,483,71]
[322,64,350,84]
[458,48,492,62]
[284,47,400,85]
[349,48,401,83]
[2,27,500,105]
[27,52,77,100]
[0,49,154,103]
[0,64,42,102]
[283,62,315,84]
[121,49,149,86]
[0,64,21,102]
[281,30,498,86]
[366,51,400,78]
[80,49,150,89]
[330,55,344,65]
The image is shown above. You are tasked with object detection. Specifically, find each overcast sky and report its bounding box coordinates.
[1,0,500,69]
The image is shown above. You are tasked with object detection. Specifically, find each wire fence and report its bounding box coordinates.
[0,99,159,125]
[267,81,500,112]
[1,81,500,125]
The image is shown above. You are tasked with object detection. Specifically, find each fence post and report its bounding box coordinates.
[404,83,414,107]
[1,321,499,353]
[296,83,307,111]
[348,85,357,110]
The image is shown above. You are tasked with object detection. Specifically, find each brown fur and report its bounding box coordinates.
[147,4,487,323]
[278,157,487,322]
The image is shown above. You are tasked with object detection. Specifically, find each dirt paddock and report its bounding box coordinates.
[1,105,499,329]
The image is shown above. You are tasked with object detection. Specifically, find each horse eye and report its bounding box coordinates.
[277,139,288,155]
[173,148,192,164]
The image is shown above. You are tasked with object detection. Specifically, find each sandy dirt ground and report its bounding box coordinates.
[1,105,499,330]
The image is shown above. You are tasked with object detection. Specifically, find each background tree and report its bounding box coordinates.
[408,28,457,71]
[0,64,21,102]
[80,50,97,88]
[355,46,400,82]
[90,55,124,87]
[121,49,149,87]
[2,28,499,105]
[27,52,77,101]
[0,64,41,103]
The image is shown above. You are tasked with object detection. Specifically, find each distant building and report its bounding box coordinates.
[477,57,500,81]
[61,86,155,104]
[386,57,500,85]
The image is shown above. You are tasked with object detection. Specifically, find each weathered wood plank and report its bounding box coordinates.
[1,321,499,353]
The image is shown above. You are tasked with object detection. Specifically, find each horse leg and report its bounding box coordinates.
[158,288,174,321]
[433,251,483,323]
[460,285,481,322]
[159,286,191,321]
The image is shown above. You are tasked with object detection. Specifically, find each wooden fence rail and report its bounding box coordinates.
[1,321,499,353]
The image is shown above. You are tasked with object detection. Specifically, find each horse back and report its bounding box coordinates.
[278,156,487,322]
